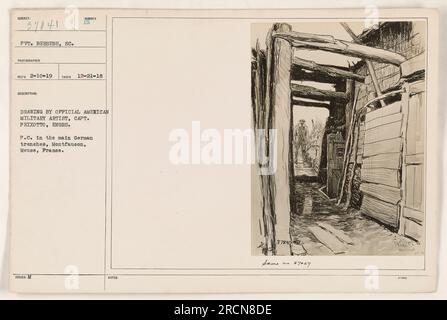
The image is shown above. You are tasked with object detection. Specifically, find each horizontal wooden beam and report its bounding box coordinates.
[292,98,331,108]
[274,30,337,44]
[273,30,406,66]
[293,57,365,82]
[291,83,348,103]
[291,67,340,83]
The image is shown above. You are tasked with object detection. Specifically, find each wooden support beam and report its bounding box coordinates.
[273,30,406,66]
[291,83,348,103]
[293,57,365,82]
[270,23,293,256]
[337,84,358,205]
[292,98,331,108]
[262,26,275,255]
[398,83,410,235]
[340,22,385,108]
[273,29,337,44]
[251,39,267,256]
[291,67,340,83]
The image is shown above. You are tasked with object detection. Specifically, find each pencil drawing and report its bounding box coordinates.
[251,21,426,256]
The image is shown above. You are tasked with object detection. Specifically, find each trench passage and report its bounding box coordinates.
[289,109,421,256]
[292,106,327,179]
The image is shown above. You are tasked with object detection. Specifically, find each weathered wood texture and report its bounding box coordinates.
[365,113,402,131]
[327,133,345,198]
[360,182,401,205]
[251,163,265,256]
[308,226,347,254]
[401,81,425,242]
[292,98,331,109]
[403,206,424,223]
[364,101,401,122]
[360,101,405,227]
[363,102,402,152]
[401,52,425,78]
[362,152,401,169]
[337,80,357,205]
[345,121,361,205]
[271,23,293,255]
[251,40,273,255]
[316,222,354,245]
[273,30,407,65]
[361,168,400,188]
[363,137,401,157]
[403,218,423,241]
[291,83,348,103]
[364,121,402,144]
[355,122,365,163]
[291,67,346,84]
[406,153,424,164]
[345,80,355,136]
[292,57,365,82]
[405,164,424,211]
[406,91,425,156]
[340,22,384,107]
[349,22,426,240]
[361,194,400,228]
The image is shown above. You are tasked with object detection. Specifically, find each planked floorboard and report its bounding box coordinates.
[308,226,347,254]
[316,222,354,245]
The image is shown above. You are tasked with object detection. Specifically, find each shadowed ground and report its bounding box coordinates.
[290,181,422,256]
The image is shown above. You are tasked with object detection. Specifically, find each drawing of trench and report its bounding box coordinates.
[251,21,426,256]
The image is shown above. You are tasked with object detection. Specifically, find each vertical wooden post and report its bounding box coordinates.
[271,23,293,255]
[398,83,410,235]
[251,40,266,255]
[337,79,355,205]
[263,28,276,255]
[344,118,361,209]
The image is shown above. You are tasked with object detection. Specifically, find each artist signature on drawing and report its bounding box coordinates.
[261,259,311,269]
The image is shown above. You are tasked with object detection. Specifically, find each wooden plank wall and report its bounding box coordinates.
[360,101,403,229]
[401,81,425,242]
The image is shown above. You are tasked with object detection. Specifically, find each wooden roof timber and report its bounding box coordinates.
[340,22,384,108]
[292,98,332,108]
[292,65,352,84]
[291,83,348,103]
[273,30,406,66]
[292,57,365,83]
[291,67,342,84]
